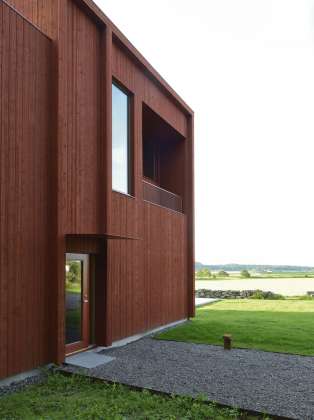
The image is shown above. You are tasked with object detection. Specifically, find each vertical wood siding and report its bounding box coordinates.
[3,0,57,38]
[0,2,52,378]
[108,202,187,342]
[0,0,194,377]
[50,0,103,363]
[58,0,101,234]
[107,38,191,342]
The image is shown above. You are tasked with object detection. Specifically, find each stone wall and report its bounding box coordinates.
[195,289,280,299]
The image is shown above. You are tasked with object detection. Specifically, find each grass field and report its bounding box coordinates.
[66,282,81,293]
[156,299,314,356]
[0,372,253,419]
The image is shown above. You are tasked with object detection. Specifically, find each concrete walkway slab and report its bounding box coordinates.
[65,349,115,369]
[63,337,314,419]
[195,298,220,307]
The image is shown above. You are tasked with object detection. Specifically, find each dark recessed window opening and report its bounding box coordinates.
[142,103,185,212]
[143,136,159,183]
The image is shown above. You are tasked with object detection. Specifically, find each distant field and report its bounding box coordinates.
[196,272,314,280]
[195,277,314,296]
[195,271,314,296]
[263,272,314,278]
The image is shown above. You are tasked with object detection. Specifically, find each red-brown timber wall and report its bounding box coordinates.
[2,0,194,365]
[107,199,188,342]
[58,0,102,234]
[0,1,52,378]
[53,0,104,362]
[107,40,190,342]
[55,2,191,344]
[2,0,57,38]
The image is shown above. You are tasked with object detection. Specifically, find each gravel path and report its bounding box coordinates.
[0,373,44,398]
[64,337,314,419]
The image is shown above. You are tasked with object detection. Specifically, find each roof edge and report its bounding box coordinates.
[75,0,194,116]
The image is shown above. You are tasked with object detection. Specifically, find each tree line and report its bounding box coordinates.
[196,269,251,278]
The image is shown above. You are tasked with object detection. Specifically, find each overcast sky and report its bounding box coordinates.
[96,0,314,266]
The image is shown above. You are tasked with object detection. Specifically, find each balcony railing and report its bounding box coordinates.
[143,180,183,213]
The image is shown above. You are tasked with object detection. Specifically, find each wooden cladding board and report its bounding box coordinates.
[0,2,52,378]
[58,0,102,234]
[110,193,141,239]
[108,202,187,342]
[0,0,194,377]
[3,0,57,38]
[51,0,104,364]
[5,0,105,232]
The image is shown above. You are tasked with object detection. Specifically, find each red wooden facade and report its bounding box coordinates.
[0,0,194,379]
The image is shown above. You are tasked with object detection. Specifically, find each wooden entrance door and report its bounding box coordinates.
[65,254,90,355]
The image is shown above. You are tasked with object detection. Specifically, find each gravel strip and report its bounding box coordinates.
[64,338,314,419]
[0,372,45,398]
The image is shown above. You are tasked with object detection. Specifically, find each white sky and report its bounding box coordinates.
[96,0,314,266]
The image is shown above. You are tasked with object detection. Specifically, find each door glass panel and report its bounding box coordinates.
[65,259,82,344]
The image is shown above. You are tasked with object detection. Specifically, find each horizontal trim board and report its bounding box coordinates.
[143,200,187,217]
[66,234,141,240]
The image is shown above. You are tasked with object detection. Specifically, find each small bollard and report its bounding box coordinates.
[223,334,232,350]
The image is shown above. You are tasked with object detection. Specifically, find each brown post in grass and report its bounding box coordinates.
[223,334,232,350]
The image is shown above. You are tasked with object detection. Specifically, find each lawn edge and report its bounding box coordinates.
[154,336,314,358]
[56,368,292,420]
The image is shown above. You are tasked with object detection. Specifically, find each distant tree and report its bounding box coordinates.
[197,268,212,278]
[203,269,212,278]
[240,269,251,278]
[66,261,81,284]
[217,270,229,277]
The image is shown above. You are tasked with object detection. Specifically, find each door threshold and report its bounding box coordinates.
[66,344,96,357]
[65,347,115,369]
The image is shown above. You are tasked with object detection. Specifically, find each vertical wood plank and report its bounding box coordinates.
[103,26,113,344]
[7,5,17,375]
[104,27,112,232]
[0,1,52,378]
[0,1,9,379]
[186,114,195,317]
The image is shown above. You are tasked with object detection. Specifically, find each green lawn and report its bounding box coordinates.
[66,282,81,293]
[0,372,254,419]
[156,299,314,356]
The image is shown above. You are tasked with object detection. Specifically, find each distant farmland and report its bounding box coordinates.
[195,271,314,296]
